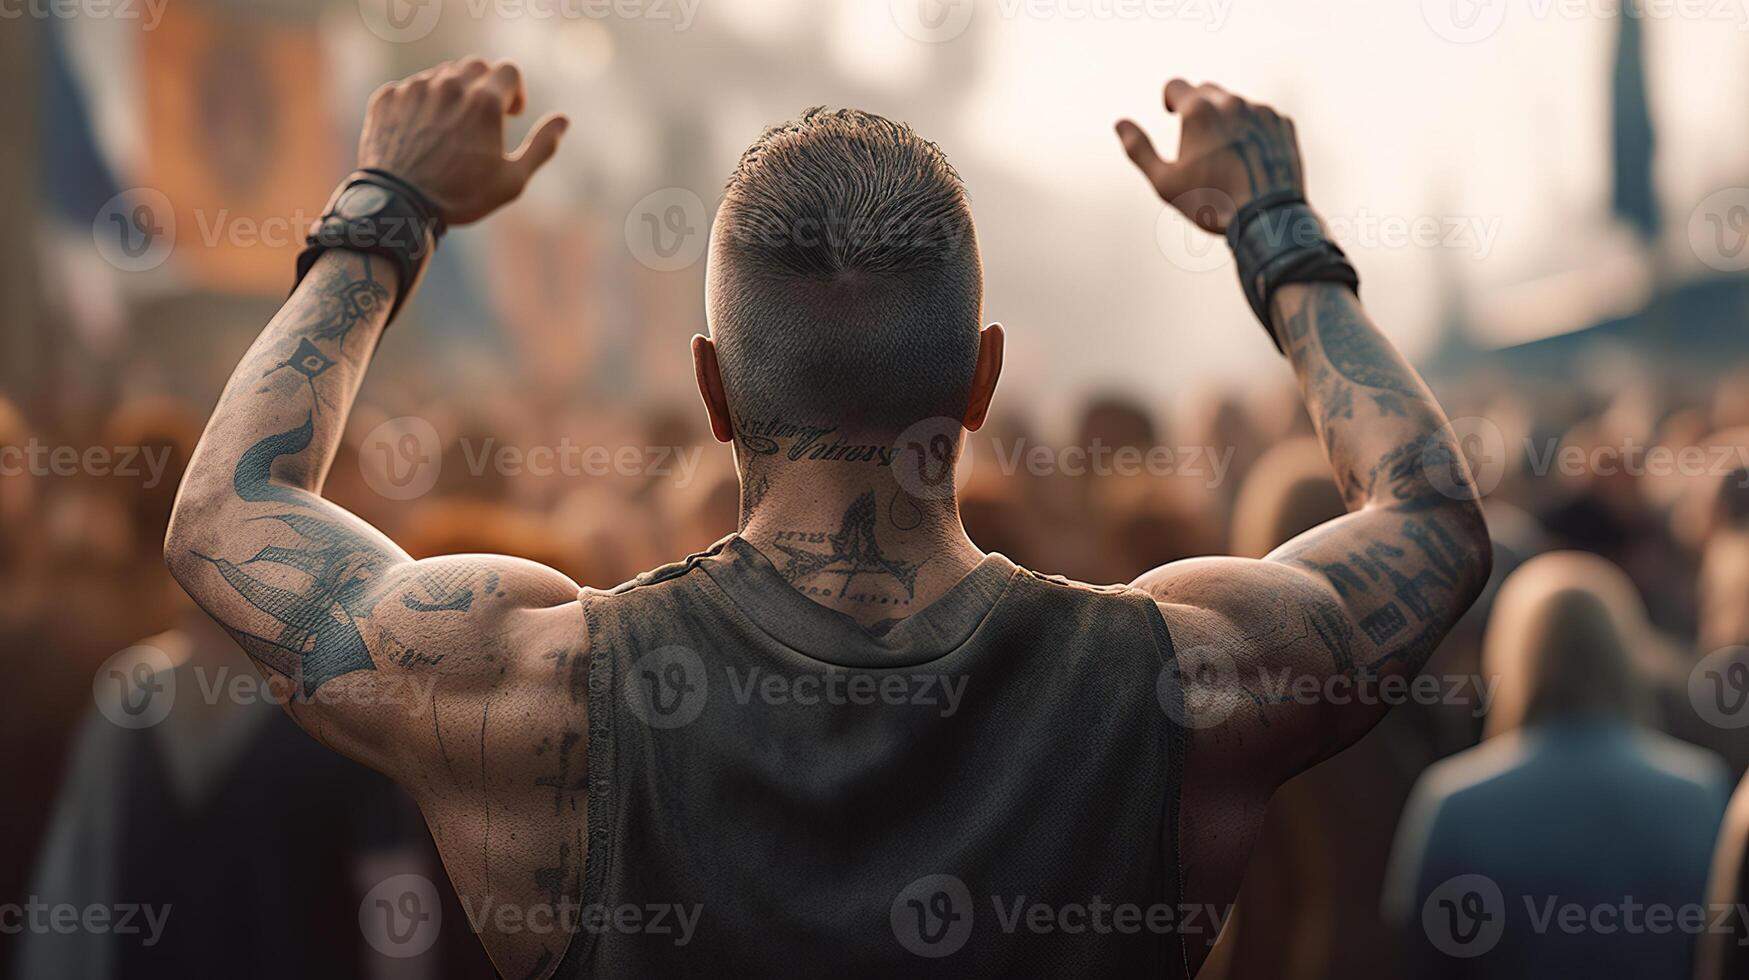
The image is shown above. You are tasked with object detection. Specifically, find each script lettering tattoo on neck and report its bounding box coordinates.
[736,414,898,466]
[772,492,922,604]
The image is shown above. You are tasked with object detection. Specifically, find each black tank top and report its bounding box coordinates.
[555,535,1189,978]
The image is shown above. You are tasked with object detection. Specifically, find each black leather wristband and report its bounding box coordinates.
[1226,191,1360,353]
[294,169,446,325]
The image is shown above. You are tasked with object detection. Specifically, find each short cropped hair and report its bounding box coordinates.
[707,108,982,437]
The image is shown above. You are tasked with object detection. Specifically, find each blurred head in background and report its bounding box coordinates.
[1229,436,1346,558]
[1481,550,1651,738]
[1699,466,1749,653]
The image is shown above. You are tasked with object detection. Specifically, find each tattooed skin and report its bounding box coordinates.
[306,259,390,343]
[735,414,898,466]
[772,492,923,602]
[1311,288,1421,399]
[188,259,503,696]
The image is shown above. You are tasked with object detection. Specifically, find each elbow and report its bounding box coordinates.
[1437,496,1493,617]
[161,480,221,583]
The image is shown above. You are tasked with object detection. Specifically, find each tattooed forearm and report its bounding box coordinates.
[1275,284,1477,512]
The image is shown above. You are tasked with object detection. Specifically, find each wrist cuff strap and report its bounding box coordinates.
[1226,191,1360,353]
[293,169,446,326]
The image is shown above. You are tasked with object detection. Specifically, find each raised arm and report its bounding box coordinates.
[164,59,584,979]
[1116,80,1491,963]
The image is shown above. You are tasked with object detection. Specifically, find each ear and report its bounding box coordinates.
[961,322,1005,432]
[692,335,734,444]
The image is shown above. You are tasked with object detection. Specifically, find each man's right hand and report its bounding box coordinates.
[358,57,569,226]
[1115,79,1304,234]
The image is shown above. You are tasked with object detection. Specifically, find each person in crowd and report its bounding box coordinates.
[1384,551,1730,979]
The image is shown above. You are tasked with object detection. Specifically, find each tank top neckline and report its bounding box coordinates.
[699,534,1019,669]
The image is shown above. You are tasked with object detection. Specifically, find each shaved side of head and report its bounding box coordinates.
[707,108,983,442]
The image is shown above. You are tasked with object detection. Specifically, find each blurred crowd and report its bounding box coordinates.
[5,326,1749,976]
[6,0,1749,975]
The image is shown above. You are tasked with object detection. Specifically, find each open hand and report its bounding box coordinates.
[1116,80,1303,234]
[358,57,569,227]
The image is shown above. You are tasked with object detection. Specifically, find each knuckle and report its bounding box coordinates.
[435,76,466,101]
[466,86,503,111]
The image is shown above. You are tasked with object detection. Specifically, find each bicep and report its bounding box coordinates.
[167,487,582,778]
[1136,503,1486,781]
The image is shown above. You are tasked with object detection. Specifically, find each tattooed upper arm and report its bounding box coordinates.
[165,251,583,781]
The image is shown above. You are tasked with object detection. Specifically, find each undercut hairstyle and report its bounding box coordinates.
[708,107,983,440]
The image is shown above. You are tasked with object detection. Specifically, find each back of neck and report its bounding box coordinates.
[739,466,982,628]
